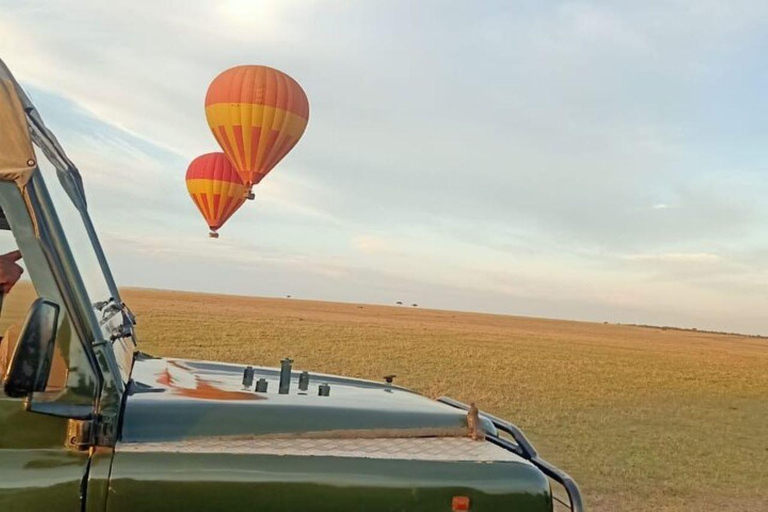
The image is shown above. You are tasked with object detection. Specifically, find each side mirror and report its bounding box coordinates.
[2,298,59,398]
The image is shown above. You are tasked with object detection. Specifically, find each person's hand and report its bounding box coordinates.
[0,250,23,294]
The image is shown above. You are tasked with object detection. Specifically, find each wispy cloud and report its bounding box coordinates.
[353,235,395,255]
[623,252,722,264]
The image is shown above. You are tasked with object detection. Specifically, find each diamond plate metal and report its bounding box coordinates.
[119,436,520,462]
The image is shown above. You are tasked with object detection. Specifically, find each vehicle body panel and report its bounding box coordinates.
[84,448,114,512]
[0,399,88,511]
[106,452,551,512]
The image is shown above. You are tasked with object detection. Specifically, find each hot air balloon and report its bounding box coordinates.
[205,65,309,196]
[185,152,247,238]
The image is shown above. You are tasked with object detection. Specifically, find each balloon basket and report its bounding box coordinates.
[247,191,255,200]
[209,231,219,239]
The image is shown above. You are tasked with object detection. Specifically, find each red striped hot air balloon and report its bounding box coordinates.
[185,152,247,238]
[205,65,309,196]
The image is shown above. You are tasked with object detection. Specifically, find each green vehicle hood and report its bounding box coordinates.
[101,357,553,512]
[120,356,469,442]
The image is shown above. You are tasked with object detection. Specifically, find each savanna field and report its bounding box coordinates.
[4,284,766,511]
[118,288,768,512]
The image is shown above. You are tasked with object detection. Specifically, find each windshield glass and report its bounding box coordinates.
[37,159,113,309]
[35,155,133,383]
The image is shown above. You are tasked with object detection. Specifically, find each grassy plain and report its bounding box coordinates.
[119,288,768,512]
[6,284,765,511]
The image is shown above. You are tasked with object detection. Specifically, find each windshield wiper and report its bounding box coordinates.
[93,297,116,311]
[95,297,137,344]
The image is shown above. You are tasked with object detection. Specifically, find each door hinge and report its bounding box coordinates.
[67,415,117,450]
[67,419,93,451]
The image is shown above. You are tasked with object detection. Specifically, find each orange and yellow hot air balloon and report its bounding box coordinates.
[185,152,247,238]
[205,65,309,195]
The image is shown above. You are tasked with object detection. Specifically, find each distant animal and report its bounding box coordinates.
[467,402,485,441]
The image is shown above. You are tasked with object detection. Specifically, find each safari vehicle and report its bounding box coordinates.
[0,58,583,512]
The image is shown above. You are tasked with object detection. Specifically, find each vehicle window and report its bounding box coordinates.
[0,231,34,334]
[36,158,113,310]
[0,231,68,392]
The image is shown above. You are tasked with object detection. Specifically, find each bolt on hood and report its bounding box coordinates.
[120,356,470,443]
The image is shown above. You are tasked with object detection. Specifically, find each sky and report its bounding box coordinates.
[1,1,768,334]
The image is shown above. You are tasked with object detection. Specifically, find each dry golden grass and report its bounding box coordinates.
[119,288,768,512]
[7,283,766,511]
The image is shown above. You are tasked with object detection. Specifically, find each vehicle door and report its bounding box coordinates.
[0,178,100,510]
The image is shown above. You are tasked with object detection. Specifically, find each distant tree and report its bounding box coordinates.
[396,301,403,305]
[412,303,418,307]
[286,295,291,298]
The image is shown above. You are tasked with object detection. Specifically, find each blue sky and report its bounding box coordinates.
[2,1,768,333]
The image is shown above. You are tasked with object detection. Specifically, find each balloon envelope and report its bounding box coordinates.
[185,152,247,237]
[205,65,309,189]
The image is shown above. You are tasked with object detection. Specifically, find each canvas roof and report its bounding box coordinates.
[0,59,36,188]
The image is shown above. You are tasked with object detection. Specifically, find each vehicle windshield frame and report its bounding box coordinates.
[0,65,138,392]
[26,114,136,385]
